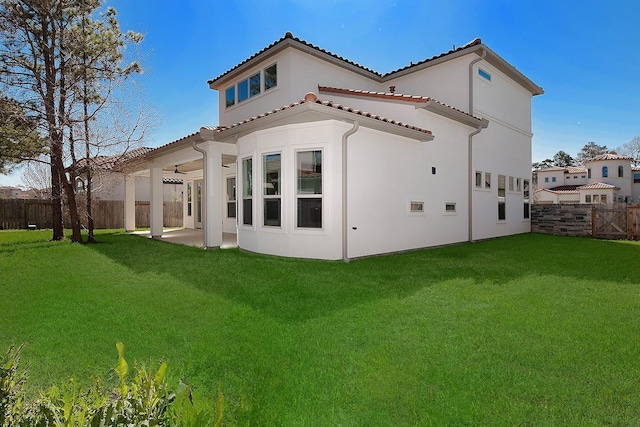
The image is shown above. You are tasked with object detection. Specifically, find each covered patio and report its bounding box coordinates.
[123,127,239,249]
[132,228,238,249]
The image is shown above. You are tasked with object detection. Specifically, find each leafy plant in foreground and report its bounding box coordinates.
[0,343,27,426]
[1,342,223,426]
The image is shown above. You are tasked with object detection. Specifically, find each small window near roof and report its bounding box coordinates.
[410,201,424,213]
[238,79,249,102]
[264,63,277,90]
[249,73,260,97]
[478,68,491,81]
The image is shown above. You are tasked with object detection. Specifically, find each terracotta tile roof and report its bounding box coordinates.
[586,153,634,162]
[578,182,619,190]
[633,166,640,171]
[535,188,579,195]
[565,166,587,174]
[317,86,482,122]
[217,92,433,136]
[75,147,154,171]
[136,93,432,163]
[208,32,381,85]
[383,38,483,77]
[537,166,566,172]
[549,185,580,191]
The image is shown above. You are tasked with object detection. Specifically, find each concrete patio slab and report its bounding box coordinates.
[131,228,237,249]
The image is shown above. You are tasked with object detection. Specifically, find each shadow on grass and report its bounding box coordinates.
[83,231,640,322]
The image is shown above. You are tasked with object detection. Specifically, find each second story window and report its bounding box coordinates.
[602,166,608,178]
[618,165,624,177]
[238,79,249,103]
[265,63,277,90]
[225,86,235,107]
[478,68,491,82]
[226,64,278,108]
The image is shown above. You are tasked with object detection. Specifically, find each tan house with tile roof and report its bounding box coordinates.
[535,153,640,204]
[123,32,542,260]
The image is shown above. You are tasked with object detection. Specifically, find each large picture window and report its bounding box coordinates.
[242,157,253,226]
[297,150,322,228]
[263,153,281,227]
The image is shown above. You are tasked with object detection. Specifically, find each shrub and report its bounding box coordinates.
[1,342,222,427]
[0,343,28,426]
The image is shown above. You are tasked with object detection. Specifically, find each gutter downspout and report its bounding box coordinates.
[192,140,207,248]
[342,120,359,263]
[468,48,486,243]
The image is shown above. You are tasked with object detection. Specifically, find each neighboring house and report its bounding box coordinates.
[535,153,640,204]
[0,186,45,199]
[123,32,543,260]
[75,147,183,202]
[0,186,25,199]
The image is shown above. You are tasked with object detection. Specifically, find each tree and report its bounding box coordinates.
[575,142,610,165]
[532,158,553,170]
[0,95,45,174]
[552,150,574,167]
[0,0,143,242]
[616,136,640,166]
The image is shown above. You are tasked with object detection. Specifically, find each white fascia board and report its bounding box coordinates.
[214,102,434,143]
[419,100,488,129]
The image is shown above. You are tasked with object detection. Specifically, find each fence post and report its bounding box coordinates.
[591,205,596,238]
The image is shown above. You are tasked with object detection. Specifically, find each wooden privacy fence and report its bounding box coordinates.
[0,199,182,230]
[592,205,640,240]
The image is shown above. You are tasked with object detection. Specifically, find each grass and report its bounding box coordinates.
[1,229,640,425]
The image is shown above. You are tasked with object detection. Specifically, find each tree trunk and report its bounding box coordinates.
[50,155,64,241]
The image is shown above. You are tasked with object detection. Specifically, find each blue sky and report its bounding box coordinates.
[2,0,639,186]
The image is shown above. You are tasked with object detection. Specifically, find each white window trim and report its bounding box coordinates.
[443,201,457,216]
[478,67,492,83]
[225,63,279,110]
[295,148,324,231]
[240,155,255,230]
[261,151,284,230]
[408,199,426,216]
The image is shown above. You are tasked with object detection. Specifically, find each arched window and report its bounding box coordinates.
[602,166,608,178]
[618,165,624,177]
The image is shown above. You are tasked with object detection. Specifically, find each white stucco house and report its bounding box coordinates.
[535,154,640,204]
[123,33,543,261]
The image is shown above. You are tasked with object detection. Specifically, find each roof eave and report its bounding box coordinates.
[384,43,544,96]
[421,100,488,128]
[215,102,434,143]
[209,38,382,90]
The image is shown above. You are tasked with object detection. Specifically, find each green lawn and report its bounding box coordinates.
[1,230,639,426]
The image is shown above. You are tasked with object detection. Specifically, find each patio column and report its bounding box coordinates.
[203,142,223,249]
[124,173,136,232]
[150,166,164,239]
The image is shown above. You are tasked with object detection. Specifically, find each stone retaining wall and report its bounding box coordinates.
[531,204,592,237]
